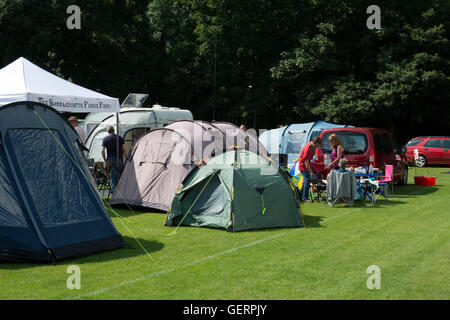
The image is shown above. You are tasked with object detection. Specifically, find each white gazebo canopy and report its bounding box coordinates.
[0,57,120,113]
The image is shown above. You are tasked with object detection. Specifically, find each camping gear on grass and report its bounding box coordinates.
[0,101,124,262]
[414,176,437,186]
[165,148,304,232]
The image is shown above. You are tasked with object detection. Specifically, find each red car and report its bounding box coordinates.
[316,127,409,184]
[405,136,450,167]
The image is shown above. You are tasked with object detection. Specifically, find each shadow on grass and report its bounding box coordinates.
[0,236,164,269]
[105,203,166,218]
[363,199,406,208]
[393,185,439,196]
[303,215,325,228]
[74,235,164,262]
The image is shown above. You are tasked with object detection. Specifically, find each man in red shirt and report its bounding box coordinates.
[298,137,322,201]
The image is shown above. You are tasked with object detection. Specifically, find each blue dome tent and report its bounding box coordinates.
[259,121,353,166]
[0,101,124,262]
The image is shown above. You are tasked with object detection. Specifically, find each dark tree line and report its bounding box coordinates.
[1,0,449,144]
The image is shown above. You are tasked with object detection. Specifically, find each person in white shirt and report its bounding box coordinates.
[68,116,87,143]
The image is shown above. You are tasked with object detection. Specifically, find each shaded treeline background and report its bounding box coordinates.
[1,0,449,144]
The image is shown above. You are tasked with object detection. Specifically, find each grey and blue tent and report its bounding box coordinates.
[0,101,124,262]
[259,121,353,165]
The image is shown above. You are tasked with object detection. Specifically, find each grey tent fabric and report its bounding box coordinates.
[109,128,192,210]
[191,175,228,216]
[212,122,267,155]
[165,120,216,163]
[326,170,359,206]
[195,121,226,152]
[110,120,225,211]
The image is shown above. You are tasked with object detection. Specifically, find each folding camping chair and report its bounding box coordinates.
[358,178,380,207]
[377,164,394,200]
[93,161,112,200]
[309,172,327,203]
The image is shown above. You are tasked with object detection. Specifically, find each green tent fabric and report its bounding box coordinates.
[165,149,304,232]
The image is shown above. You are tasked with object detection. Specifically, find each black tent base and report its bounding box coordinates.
[0,235,125,263]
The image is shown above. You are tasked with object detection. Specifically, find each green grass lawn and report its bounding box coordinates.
[1,167,449,300]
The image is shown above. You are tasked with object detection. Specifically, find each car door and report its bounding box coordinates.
[443,139,450,165]
[374,131,396,167]
[423,139,444,164]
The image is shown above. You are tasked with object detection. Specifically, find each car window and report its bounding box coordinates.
[321,132,368,154]
[443,140,450,149]
[374,133,393,153]
[406,139,424,146]
[424,139,443,148]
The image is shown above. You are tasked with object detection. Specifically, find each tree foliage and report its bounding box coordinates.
[0,0,449,142]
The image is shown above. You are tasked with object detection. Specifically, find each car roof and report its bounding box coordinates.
[412,136,450,139]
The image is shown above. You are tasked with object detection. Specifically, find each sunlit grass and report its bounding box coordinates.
[1,167,448,299]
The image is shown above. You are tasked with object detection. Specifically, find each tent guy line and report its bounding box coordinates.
[32,109,156,263]
[66,206,366,300]
[67,186,432,299]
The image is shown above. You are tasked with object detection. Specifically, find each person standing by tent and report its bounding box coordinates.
[68,116,87,143]
[298,137,322,201]
[101,126,127,193]
[327,134,345,170]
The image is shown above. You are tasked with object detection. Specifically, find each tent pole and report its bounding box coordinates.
[116,112,120,179]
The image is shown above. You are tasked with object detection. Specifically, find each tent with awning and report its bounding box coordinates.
[0,57,120,113]
[259,121,353,165]
[0,101,125,262]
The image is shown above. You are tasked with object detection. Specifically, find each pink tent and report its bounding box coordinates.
[110,121,221,211]
[212,121,268,155]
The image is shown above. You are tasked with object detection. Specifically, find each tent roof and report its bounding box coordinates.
[0,57,120,113]
[259,121,352,152]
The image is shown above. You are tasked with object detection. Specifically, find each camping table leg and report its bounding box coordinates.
[371,185,376,207]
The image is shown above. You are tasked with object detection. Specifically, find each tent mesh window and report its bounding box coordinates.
[0,149,28,228]
[6,128,103,228]
[285,132,305,154]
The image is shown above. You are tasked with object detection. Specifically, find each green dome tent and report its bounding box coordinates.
[165,148,304,232]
